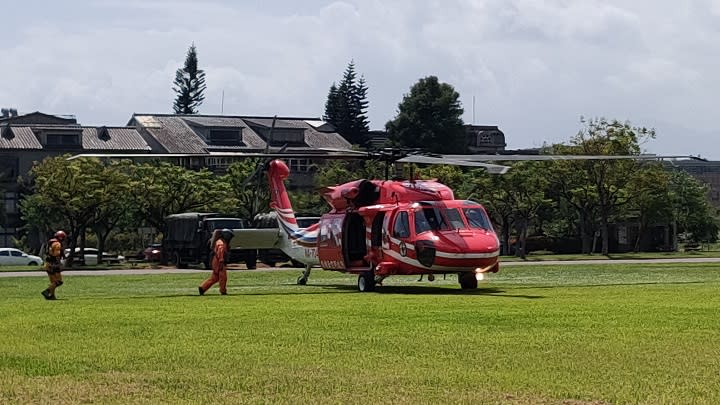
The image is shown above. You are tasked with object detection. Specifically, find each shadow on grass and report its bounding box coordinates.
[110,284,543,299]
[514,280,710,290]
[317,283,543,299]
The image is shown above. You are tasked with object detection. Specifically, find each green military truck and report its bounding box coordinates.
[163,212,254,269]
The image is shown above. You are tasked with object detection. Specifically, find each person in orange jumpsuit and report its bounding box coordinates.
[42,230,66,300]
[198,228,234,295]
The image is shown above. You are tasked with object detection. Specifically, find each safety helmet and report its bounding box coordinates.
[221,228,234,240]
[54,230,67,240]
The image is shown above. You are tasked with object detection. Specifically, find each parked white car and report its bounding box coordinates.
[64,248,126,265]
[0,248,43,266]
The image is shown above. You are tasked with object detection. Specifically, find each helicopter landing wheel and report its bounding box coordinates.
[357,271,376,292]
[458,272,478,290]
[297,276,308,285]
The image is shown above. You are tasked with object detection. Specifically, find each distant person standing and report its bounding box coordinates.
[198,228,234,295]
[42,230,66,300]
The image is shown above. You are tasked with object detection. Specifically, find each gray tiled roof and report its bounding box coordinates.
[182,116,247,128]
[243,117,306,130]
[132,114,352,153]
[82,127,151,151]
[135,115,209,153]
[0,127,43,149]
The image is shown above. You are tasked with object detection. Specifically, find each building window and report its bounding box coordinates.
[0,158,18,183]
[270,129,306,147]
[46,133,81,147]
[209,129,242,145]
[288,159,314,173]
[206,157,233,170]
[4,192,17,214]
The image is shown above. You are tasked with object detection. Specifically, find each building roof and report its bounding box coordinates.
[0,126,44,149]
[131,113,352,154]
[0,111,77,125]
[82,127,152,151]
[0,124,150,151]
[133,115,208,153]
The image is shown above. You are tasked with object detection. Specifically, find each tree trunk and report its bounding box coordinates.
[517,220,528,260]
[600,217,609,256]
[580,218,592,254]
[501,220,511,256]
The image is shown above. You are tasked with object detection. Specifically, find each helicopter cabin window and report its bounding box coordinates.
[463,207,493,230]
[392,211,410,238]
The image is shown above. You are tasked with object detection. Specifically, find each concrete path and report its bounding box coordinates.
[2,257,720,278]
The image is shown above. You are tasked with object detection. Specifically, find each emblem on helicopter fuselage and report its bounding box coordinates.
[399,241,407,257]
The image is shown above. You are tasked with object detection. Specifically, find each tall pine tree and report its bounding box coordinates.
[172,43,207,114]
[323,61,370,147]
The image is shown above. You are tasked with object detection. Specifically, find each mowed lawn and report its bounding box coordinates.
[1,264,719,404]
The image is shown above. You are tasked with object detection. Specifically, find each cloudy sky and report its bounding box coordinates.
[1,1,718,158]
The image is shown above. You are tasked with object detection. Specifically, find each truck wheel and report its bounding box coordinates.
[245,250,257,270]
[173,252,184,269]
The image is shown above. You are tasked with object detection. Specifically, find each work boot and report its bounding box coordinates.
[221,291,227,295]
[49,295,57,300]
[198,287,204,296]
[41,290,52,300]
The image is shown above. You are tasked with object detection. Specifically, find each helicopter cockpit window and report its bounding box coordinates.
[463,207,493,230]
[415,207,446,231]
[444,208,465,229]
[414,211,432,234]
[392,211,410,238]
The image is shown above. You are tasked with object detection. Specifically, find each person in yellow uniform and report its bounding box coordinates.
[198,228,234,295]
[42,230,66,300]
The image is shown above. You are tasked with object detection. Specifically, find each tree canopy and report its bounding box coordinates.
[386,76,466,154]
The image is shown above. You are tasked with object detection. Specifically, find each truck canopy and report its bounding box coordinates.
[164,212,219,243]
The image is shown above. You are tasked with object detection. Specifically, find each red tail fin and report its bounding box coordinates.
[267,160,298,226]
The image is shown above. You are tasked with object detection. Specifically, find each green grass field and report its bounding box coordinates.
[1,264,719,404]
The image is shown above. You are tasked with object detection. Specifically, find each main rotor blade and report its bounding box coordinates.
[397,155,511,174]
[441,154,707,162]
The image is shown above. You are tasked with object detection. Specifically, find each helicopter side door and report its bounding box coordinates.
[387,210,412,264]
[317,213,346,270]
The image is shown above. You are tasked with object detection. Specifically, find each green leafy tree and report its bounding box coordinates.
[173,43,206,114]
[89,160,136,263]
[669,170,719,244]
[553,118,654,255]
[323,61,370,146]
[220,159,270,220]
[472,162,551,257]
[626,163,674,251]
[126,162,225,236]
[20,157,110,265]
[386,76,466,154]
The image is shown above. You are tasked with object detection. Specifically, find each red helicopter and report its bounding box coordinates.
[262,158,503,292]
